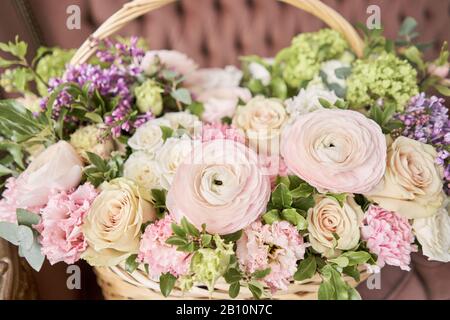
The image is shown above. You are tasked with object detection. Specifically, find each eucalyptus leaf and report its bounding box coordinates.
[21,233,45,272]
[17,225,34,251]
[0,222,19,245]
[16,208,40,227]
[171,88,192,105]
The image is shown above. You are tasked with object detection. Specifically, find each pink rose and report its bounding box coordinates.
[0,141,83,222]
[167,140,271,235]
[138,214,192,278]
[37,183,98,265]
[281,109,386,194]
[361,205,417,271]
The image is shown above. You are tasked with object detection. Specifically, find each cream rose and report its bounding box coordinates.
[166,139,271,235]
[127,119,171,155]
[82,178,156,266]
[124,151,161,191]
[307,195,363,258]
[140,50,197,76]
[233,97,287,154]
[413,201,450,262]
[155,136,198,190]
[15,141,83,208]
[281,109,387,194]
[365,137,445,219]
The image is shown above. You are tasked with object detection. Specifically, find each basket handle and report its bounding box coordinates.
[70,0,364,65]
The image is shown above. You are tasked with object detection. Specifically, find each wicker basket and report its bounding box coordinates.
[71,0,367,300]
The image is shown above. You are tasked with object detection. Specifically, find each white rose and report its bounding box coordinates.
[127,119,171,155]
[307,195,363,258]
[366,137,445,219]
[284,86,339,121]
[140,50,197,76]
[233,96,287,154]
[320,60,350,89]
[413,201,450,262]
[155,136,198,190]
[124,151,161,191]
[248,62,271,86]
[198,87,252,123]
[185,65,243,95]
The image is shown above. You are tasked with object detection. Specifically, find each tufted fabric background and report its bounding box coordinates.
[1,0,450,67]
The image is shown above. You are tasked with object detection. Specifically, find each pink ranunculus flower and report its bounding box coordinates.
[166,139,271,235]
[199,122,246,144]
[37,183,98,265]
[138,214,192,278]
[361,205,417,271]
[281,109,386,194]
[0,141,83,223]
[236,221,308,292]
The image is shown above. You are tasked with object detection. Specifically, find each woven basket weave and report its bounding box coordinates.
[72,0,367,300]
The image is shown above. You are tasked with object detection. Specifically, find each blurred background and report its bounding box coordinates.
[0,0,449,300]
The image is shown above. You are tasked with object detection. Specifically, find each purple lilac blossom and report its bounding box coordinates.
[396,93,450,195]
[40,37,149,137]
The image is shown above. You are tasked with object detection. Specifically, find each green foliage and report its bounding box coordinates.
[159,272,177,297]
[125,254,139,273]
[294,255,317,281]
[83,152,124,187]
[318,265,361,300]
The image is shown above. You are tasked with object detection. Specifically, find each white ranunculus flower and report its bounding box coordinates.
[127,119,171,155]
[248,62,271,86]
[284,86,339,121]
[124,151,161,191]
[155,136,198,190]
[307,194,363,258]
[185,65,243,95]
[413,201,450,262]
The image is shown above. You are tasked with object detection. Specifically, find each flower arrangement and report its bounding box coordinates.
[0,16,449,300]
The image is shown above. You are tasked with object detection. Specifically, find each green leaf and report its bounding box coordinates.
[0,222,19,245]
[16,209,40,227]
[171,88,192,105]
[20,232,44,272]
[84,112,104,123]
[318,280,335,300]
[159,273,177,297]
[342,251,372,266]
[399,17,418,37]
[293,195,315,211]
[187,102,205,117]
[318,98,332,109]
[270,78,287,100]
[229,282,240,299]
[86,151,107,171]
[125,254,139,273]
[171,223,187,238]
[271,183,292,209]
[165,235,188,246]
[17,225,34,251]
[343,266,360,282]
[334,67,352,79]
[328,256,349,268]
[248,281,264,299]
[177,241,196,253]
[224,268,242,284]
[435,84,450,96]
[326,193,347,207]
[294,255,317,281]
[151,189,167,207]
[180,217,200,237]
[222,230,243,243]
[290,183,314,199]
[201,234,212,247]
[252,268,271,279]
[288,175,302,190]
[160,125,174,142]
[262,209,281,225]
[275,175,290,188]
[281,208,302,226]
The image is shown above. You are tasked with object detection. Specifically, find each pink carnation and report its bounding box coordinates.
[138,214,192,278]
[236,221,308,292]
[37,183,98,265]
[361,205,417,271]
[0,177,42,223]
[199,122,246,144]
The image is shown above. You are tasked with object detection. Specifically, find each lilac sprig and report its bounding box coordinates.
[396,93,450,194]
[40,37,148,138]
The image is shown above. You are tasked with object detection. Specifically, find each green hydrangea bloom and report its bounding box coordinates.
[346,52,419,111]
[36,48,74,96]
[191,235,234,291]
[134,79,164,115]
[274,29,349,89]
